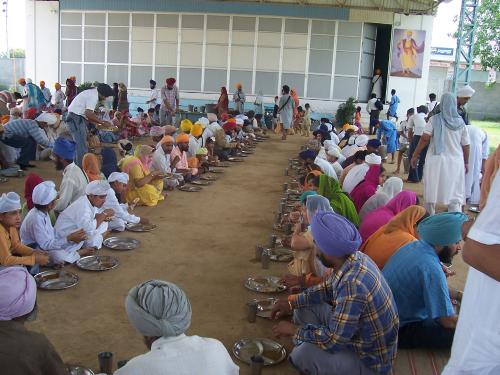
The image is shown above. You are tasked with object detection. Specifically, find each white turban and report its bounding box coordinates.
[326,147,341,159]
[207,122,222,133]
[207,113,218,122]
[323,140,338,150]
[0,192,21,213]
[197,117,209,128]
[235,118,244,125]
[365,153,382,165]
[355,135,369,147]
[35,112,57,125]
[125,280,192,337]
[457,85,475,98]
[32,181,57,205]
[108,172,129,184]
[348,136,356,146]
[0,267,36,321]
[85,180,110,196]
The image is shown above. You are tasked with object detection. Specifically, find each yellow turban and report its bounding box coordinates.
[180,119,193,133]
[54,82,61,90]
[176,133,190,143]
[191,123,203,138]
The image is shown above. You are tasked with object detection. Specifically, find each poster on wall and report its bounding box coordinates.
[390,29,426,78]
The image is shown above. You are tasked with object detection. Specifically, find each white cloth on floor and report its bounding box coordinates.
[54,195,107,249]
[102,189,140,232]
[442,172,500,375]
[114,334,239,375]
[464,125,489,204]
[20,208,81,264]
[423,116,470,205]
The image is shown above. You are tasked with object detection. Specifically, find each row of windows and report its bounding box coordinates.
[61,63,359,100]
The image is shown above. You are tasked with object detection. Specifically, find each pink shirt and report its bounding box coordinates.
[170,146,188,169]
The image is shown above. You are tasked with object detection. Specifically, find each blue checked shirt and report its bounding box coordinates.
[2,119,53,148]
[290,252,399,375]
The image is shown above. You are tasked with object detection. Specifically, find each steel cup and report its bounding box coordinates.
[97,352,113,375]
[247,302,258,323]
[269,235,278,249]
[255,245,264,261]
[251,355,264,375]
[261,249,270,269]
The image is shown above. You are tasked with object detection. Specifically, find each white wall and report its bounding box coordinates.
[25,0,59,87]
[386,14,434,115]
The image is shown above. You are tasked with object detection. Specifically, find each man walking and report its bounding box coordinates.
[233,83,246,114]
[407,105,428,182]
[160,78,179,126]
[66,83,114,167]
[386,89,400,121]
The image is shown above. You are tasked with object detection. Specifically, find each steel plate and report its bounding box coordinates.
[244,276,287,293]
[228,157,244,162]
[125,223,157,232]
[190,180,211,186]
[200,174,217,181]
[209,168,224,174]
[269,248,294,262]
[76,255,119,271]
[66,365,95,375]
[34,270,79,290]
[233,338,286,366]
[250,297,278,319]
[468,206,480,213]
[103,236,140,250]
[178,185,202,192]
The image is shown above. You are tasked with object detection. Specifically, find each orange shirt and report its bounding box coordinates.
[0,224,35,266]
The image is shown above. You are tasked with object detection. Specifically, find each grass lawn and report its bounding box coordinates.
[475,120,500,153]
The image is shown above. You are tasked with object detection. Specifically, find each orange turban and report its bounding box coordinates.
[191,123,203,138]
[176,133,189,143]
[160,135,174,145]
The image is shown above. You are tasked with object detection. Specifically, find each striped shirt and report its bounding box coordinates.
[160,85,179,111]
[0,90,16,105]
[289,252,399,375]
[2,119,53,148]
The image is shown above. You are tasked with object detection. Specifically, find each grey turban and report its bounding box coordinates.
[125,280,192,337]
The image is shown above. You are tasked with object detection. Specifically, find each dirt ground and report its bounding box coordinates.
[1,134,468,374]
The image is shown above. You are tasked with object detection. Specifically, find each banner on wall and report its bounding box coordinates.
[390,29,426,78]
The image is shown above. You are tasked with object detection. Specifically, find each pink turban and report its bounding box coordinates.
[0,267,36,320]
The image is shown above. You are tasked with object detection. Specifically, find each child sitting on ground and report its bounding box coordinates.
[0,192,49,270]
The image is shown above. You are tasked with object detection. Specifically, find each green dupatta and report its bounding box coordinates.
[318,174,360,227]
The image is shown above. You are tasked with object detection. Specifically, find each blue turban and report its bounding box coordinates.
[367,139,381,148]
[417,212,468,246]
[299,149,316,161]
[311,211,362,257]
[53,137,76,161]
[300,191,317,205]
[319,124,329,132]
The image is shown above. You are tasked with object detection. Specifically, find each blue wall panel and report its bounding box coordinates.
[60,0,349,21]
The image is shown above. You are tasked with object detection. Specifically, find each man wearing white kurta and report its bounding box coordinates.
[464,125,488,205]
[104,172,144,232]
[442,172,500,375]
[20,181,92,264]
[411,93,470,215]
[54,180,114,250]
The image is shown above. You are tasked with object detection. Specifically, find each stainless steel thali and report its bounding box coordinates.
[250,297,278,319]
[233,338,287,366]
[209,168,224,174]
[34,270,79,290]
[76,255,119,271]
[125,223,157,232]
[66,365,95,375]
[269,248,294,262]
[178,185,202,192]
[228,157,244,162]
[190,180,211,186]
[244,276,287,293]
[103,236,140,250]
[200,174,217,181]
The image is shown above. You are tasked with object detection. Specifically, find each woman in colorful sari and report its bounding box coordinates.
[120,145,164,207]
[214,87,229,118]
[359,190,418,242]
[361,206,427,268]
[82,153,105,182]
[350,164,386,212]
[318,174,359,226]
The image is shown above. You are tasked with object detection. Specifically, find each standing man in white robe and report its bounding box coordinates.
[54,180,114,250]
[20,181,94,264]
[411,93,470,215]
[465,124,488,205]
[104,172,149,232]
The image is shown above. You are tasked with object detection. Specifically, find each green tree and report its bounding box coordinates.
[473,0,499,70]
[335,97,357,127]
[0,48,26,58]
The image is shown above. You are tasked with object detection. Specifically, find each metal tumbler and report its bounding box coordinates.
[97,352,113,375]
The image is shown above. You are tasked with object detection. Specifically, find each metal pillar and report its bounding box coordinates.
[451,0,479,93]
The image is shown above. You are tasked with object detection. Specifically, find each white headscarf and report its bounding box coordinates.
[342,163,370,194]
[32,181,58,205]
[359,177,404,220]
[35,112,57,125]
[0,192,21,213]
[355,134,369,147]
[306,195,333,222]
[432,92,466,155]
[108,172,129,184]
[125,280,192,337]
[378,177,403,199]
[456,85,475,98]
[365,153,382,165]
[85,180,110,196]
